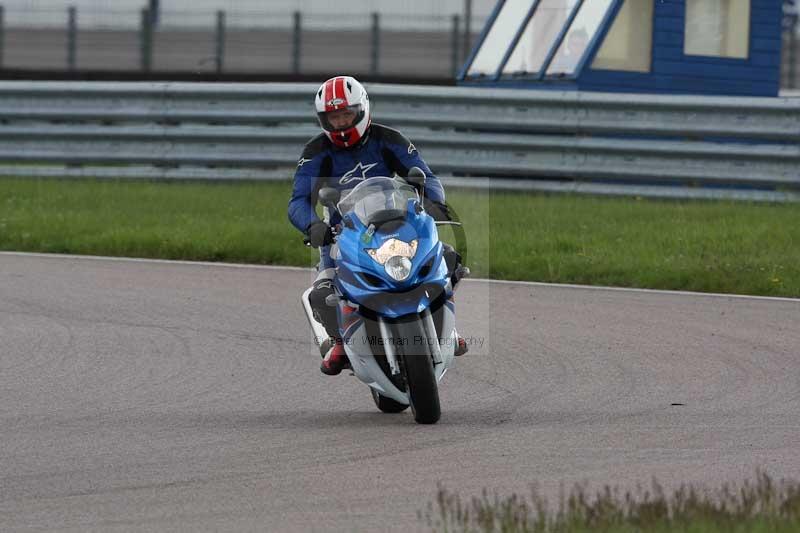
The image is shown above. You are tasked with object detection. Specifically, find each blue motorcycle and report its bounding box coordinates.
[301,173,463,424]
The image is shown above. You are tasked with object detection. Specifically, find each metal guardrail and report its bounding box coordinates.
[0,81,799,202]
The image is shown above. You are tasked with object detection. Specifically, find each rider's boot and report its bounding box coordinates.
[443,243,471,358]
[449,263,471,357]
[320,337,349,375]
[454,330,469,357]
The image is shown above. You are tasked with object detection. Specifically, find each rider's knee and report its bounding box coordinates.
[442,243,461,275]
[308,278,335,310]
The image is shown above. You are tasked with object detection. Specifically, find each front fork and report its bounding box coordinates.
[376,309,444,379]
[302,287,456,405]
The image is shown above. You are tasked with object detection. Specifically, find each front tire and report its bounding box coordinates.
[393,317,441,424]
[371,389,409,413]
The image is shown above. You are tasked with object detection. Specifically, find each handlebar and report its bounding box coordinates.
[303,224,340,247]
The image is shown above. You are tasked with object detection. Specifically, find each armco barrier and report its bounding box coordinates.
[0,82,798,201]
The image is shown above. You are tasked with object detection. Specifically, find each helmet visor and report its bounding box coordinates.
[318,104,364,132]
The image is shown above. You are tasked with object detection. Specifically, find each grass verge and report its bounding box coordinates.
[420,471,800,532]
[0,178,798,297]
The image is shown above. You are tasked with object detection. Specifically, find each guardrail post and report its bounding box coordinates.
[292,11,301,74]
[67,6,77,71]
[148,0,160,27]
[451,14,461,76]
[371,12,380,75]
[0,6,5,70]
[140,8,153,72]
[462,0,472,62]
[215,10,225,74]
[790,17,798,89]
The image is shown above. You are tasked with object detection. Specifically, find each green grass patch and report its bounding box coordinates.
[420,471,800,532]
[0,178,314,267]
[0,178,798,297]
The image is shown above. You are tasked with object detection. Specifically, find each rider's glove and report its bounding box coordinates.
[424,200,453,222]
[306,221,334,248]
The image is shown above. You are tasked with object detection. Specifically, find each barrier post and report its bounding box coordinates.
[215,10,225,74]
[451,14,461,76]
[140,8,153,72]
[371,13,380,75]
[67,6,77,71]
[292,11,301,74]
[462,0,472,61]
[1,6,7,69]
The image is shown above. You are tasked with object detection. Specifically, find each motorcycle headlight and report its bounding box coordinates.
[366,238,417,265]
[385,256,413,281]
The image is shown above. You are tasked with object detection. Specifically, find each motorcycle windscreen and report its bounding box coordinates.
[338,177,419,227]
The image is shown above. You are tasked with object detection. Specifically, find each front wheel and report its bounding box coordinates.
[371,389,409,413]
[394,317,441,424]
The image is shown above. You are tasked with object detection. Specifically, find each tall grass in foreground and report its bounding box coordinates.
[420,472,800,533]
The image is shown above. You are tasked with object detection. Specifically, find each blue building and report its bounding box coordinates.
[459,0,783,96]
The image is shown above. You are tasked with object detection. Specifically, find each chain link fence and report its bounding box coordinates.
[0,2,487,80]
[0,1,796,88]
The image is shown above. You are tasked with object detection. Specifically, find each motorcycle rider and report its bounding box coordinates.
[288,75,468,376]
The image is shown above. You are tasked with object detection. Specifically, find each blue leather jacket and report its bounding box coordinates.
[288,123,446,237]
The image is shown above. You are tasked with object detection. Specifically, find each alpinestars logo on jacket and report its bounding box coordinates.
[339,162,379,185]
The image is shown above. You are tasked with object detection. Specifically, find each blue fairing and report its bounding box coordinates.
[334,199,450,319]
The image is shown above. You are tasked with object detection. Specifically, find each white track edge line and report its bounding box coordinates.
[1,251,797,303]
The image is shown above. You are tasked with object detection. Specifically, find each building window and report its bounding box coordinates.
[592,0,654,72]
[684,0,750,59]
[545,0,615,76]
[466,0,532,77]
[502,0,580,76]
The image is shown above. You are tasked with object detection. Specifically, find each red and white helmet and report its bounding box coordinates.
[314,76,371,148]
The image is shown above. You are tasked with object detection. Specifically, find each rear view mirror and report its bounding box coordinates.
[318,187,341,209]
[406,167,426,192]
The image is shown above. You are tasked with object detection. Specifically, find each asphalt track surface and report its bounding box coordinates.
[1,252,799,532]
